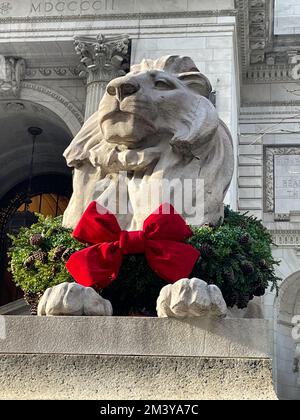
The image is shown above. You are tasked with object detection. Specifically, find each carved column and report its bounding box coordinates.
[74,34,130,121]
[0,55,25,97]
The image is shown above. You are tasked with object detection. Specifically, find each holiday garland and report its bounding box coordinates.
[8,214,84,294]
[8,207,280,314]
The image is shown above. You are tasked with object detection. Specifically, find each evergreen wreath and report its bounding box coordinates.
[8,207,280,315]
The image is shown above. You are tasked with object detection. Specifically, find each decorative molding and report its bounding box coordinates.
[237,0,300,82]
[21,81,84,125]
[0,55,25,96]
[0,100,55,114]
[73,33,130,120]
[270,230,300,247]
[241,102,300,109]
[264,146,300,213]
[74,34,130,81]
[0,10,237,24]
[25,66,81,80]
[0,2,11,15]
[4,101,25,112]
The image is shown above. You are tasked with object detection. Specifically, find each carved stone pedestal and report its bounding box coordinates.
[0,317,277,400]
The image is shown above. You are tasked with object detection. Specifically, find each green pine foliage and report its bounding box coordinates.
[104,207,280,313]
[8,207,280,313]
[189,206,280,308]
[8,214,84,294]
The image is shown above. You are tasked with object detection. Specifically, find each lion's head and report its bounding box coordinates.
[63,55,234,229]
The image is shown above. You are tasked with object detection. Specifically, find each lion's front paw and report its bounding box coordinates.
[156,277,227,318]
[37,282,113,316]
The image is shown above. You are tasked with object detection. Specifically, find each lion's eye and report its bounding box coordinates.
[154,80,174,90]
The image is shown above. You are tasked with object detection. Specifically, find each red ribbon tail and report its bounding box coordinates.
[145,241,200,283]
[66,242,123,289]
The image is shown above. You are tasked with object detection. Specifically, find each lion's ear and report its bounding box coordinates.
[178,72,212,98]
[63,111,101,168]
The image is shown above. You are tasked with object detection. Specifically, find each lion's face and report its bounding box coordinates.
[98,67,216,151]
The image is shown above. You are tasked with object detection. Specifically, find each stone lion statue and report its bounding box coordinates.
[63,55,234,230]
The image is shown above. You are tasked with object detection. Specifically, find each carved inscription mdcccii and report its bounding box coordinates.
[30,0,116,14]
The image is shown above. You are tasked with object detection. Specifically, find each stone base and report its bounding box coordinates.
[0,316,277,400]
[0,354,276,400]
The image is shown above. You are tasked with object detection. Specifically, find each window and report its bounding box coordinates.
[274,0,300,35]
[17,194,69,217]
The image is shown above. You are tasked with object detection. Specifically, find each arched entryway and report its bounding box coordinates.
[0,98,76,306]
[274,271,300,400]
[0,174,72,306]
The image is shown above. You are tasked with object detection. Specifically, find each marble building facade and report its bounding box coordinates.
[0,0,299,399]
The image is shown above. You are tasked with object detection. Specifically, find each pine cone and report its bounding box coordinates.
[241,260,255,275]
[23,291,43,315]
[258,259,269,270]
[52,245,66,261]
[200,243,213,258]
[224,206,230,218]
[223,267,235,284]
[237,294,249,309]
[33,250,48,264]
[253,286,265,297]
[61,248,75,263]
[29,233,44,246]
[239,233,250,246]
[24,255,35,269]
[51,265,59,276]
[224,292,238,308]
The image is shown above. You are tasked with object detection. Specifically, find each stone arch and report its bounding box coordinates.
[273,268,300,400]
[20,82,84,136]
[0,99,74,199]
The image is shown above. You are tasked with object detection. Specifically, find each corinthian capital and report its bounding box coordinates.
[74,34,130,80]
[0,56,26,96]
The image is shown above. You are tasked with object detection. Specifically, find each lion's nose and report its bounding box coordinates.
[106,80,140,101]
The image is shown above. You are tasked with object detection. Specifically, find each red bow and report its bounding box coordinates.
[66,201,200,289]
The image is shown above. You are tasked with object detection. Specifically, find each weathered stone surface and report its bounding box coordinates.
[63,55,234,230]
[0,354,277,400]
[294,342,300,384]
[37,282,113,316]
[0,317,272,358]
[0,316,276,399]
[157,277,227,318]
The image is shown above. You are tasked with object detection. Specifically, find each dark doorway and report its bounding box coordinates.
[0,174,72,306]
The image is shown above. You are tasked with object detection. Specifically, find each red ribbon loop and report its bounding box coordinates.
[66,201,200,289]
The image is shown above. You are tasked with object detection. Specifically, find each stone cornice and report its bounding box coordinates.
[0,10,237,24]
[237,0,300,83]
[270,230,300,248]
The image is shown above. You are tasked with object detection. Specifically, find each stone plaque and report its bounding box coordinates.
[274,155,300,214]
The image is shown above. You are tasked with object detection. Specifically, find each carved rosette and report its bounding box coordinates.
[74,34,130,120]
[0,55,25,97]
